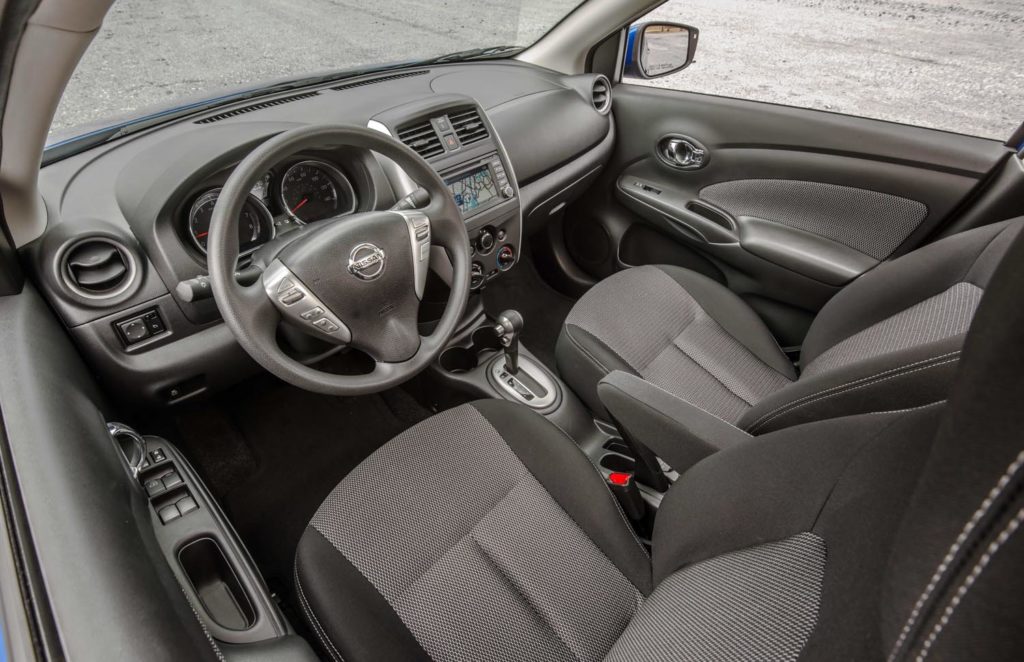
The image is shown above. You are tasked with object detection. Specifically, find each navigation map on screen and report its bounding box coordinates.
[446,165,497,215]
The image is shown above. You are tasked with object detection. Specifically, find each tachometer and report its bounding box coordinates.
[187,189,274,255]
[279,160,357,223]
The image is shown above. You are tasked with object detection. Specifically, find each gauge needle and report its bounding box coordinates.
[291,198,309,213]
[196,231,209,238]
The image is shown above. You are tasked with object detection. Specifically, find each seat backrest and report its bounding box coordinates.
[737,219,1023,434]
[627,224,1024,661]
[882,217,1024,660]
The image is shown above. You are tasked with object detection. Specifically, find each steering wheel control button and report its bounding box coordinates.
[313,318,340,333]
[262,259,353,345]
[396,210,431,299]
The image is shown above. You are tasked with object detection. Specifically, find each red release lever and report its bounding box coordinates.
[608,471,632,487]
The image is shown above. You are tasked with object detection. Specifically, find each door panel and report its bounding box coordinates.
[566,84,1013,346]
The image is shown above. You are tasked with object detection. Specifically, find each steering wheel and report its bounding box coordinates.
[207,125,470,395]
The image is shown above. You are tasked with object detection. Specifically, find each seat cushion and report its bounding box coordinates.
[557,265,795,422]
[294,400,651,662]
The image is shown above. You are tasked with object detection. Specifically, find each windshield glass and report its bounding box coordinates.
[49,0,583,144]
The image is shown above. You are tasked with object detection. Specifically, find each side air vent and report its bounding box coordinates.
[397,121,444,159]
[591,75,612,115]
[61,238,137,299]
[194,91,320,124]
[450,108,489,146]
[330,70,429,92]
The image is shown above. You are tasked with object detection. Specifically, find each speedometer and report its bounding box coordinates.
[279,160,357,223]
[187,189,274,255]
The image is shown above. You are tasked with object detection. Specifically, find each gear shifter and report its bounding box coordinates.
[494,309,524,375]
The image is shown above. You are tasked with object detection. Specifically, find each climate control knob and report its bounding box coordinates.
[471,262,485,289]
[496,245,516,271]
[477,229,495,254]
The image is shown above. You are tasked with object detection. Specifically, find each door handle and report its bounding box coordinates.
[657,136,708,170]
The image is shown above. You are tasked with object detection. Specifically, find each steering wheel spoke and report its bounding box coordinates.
[394,210,431,300]
[262,260,352,345]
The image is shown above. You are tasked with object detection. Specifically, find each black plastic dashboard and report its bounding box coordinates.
[25,61,614,405]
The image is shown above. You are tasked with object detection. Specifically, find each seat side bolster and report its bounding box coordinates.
[739,338,962,434]
[556,324,640,415]
[294,528,431,662]
[597,370,751,474]
[801,218,1023,365]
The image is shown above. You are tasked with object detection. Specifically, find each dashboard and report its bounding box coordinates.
[27,61,615,405]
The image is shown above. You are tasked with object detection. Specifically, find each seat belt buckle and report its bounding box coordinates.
[606,471,647,522]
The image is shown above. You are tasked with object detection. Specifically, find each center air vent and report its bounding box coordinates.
[450,108,489,146]
[591,75,612,115]
[398,121,444,159]
[61,238,137,299]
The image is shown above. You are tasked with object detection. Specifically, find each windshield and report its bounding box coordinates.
[49,0,583,144]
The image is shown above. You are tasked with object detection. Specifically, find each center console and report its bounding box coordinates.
[368,94,522,290]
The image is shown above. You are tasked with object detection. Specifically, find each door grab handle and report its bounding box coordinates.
[657,135,708,170]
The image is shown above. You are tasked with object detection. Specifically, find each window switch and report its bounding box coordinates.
[162,471,183,489]
[144,478,164,497]
[177,496,199,515]
[158,504,181,524]
[149,449,166,464]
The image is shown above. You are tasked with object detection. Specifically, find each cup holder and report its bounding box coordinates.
[439,325,503,374]
[439,347,478,373]
[599,453,636,474]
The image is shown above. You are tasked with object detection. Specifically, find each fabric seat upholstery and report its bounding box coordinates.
[557,219,1023,433]
[296,228,1024,661]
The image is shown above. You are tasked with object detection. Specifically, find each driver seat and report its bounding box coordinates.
[294,231,1024,661]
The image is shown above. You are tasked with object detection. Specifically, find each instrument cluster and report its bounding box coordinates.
[184,157,358,256]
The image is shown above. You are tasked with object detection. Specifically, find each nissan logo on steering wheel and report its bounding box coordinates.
[347,243,386,281]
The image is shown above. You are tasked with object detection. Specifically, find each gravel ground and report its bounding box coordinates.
[639,0,1023,138]
[52,0,1021,140]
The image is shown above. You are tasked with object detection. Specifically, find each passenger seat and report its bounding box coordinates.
[557,219,1023,468]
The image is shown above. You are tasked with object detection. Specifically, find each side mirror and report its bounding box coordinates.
[624,22,699,80]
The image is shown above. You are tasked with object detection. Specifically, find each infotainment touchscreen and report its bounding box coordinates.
[445,164,499,216]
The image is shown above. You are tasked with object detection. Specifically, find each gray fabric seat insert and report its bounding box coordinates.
[308,403,642,662]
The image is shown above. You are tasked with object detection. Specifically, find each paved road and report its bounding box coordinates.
[52,0,1021,140]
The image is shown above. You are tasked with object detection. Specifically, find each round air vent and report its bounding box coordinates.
[591,75,612,115]
[60,237,137,299]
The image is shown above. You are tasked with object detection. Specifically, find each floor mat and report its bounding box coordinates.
[482,252,576,370]
[169,374,431,592]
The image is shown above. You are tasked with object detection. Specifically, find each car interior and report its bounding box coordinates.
[0,0,1023,660]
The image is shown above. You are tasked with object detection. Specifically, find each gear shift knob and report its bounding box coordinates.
[494,309,524,374]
